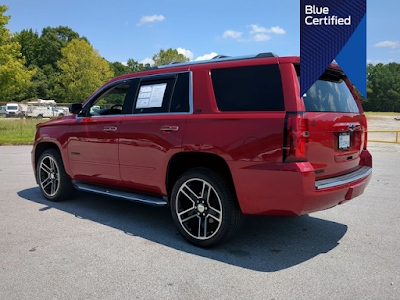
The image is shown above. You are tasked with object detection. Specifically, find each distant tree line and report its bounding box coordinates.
[358,63,400,112]
[0,5,188,103]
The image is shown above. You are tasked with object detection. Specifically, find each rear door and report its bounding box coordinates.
[302,68,366,179]
[118,72,190,195]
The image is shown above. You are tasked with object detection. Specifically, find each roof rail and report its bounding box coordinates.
[256,52,279,58]
[212,55,231,59]
[156,52,279,69]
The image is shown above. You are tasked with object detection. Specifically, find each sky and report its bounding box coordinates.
[3,0,400,65]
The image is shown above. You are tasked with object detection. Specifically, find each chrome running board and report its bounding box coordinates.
[315,166,372,190]
[72,181,168,206]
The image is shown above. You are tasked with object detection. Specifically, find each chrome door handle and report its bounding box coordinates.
[103,126,117,132]
[160,126,179,132]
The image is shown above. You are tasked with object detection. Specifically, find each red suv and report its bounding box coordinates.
[32,53,372,247]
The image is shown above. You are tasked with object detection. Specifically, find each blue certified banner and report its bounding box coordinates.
[300,0,367,98]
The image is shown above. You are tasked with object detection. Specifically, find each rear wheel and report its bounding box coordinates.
[37,149,74,201]
[37,114,43,119]
[170,168,243,247]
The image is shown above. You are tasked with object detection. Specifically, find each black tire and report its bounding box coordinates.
[36,149,75,201]
[37,114,43,119]
[170,168,243,247]
[58,113,64,117]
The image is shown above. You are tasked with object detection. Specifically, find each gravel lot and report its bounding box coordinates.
[367,115,400,144]
[0,134,399,299]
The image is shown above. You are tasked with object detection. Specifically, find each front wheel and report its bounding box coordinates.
[170,168,243,247]
[37,149,75,201]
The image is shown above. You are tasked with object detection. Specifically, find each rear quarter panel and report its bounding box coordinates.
[185,60,286,163]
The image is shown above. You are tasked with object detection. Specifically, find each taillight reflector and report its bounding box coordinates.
[283,112,309,162]
[362,114,368,150]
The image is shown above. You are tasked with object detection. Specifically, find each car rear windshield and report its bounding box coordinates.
[211,64,284,112]
[304,79,359,113]
[297,65,359,113]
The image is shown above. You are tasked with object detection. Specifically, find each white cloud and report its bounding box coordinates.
[121,62,128,66]
[140,58,155,65]
[375,41,400,48]
[248,24,286,35]
[137,15,165,26]
[223,30,243,39]
[390,50,400,54]
[195,52,218,61]
[177,47,194,61]
[253,34,271,42]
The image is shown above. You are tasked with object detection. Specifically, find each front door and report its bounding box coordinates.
[68,116,122,186]
[68,80,136,187]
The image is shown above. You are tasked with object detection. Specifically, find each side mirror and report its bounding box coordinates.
[69,103,82,114]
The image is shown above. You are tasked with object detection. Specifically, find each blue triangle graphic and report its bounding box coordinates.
[336,15,367,98]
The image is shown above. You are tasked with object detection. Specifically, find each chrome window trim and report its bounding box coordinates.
[315,166,372,190]
[78,71,193,119]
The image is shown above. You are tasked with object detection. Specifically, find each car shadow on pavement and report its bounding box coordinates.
[18,187,348,272]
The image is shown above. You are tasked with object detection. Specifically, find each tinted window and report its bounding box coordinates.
[170,73,190,112]
[304,80,359,113]
[211,64,284,112]
[133,78,175,114]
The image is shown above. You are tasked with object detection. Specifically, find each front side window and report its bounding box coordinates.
[87,81,134,116]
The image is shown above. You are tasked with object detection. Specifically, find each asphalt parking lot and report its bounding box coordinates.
[0,145,399,299]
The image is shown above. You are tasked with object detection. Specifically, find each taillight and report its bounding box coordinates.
[362,114,368,150]
[283,112,309,162]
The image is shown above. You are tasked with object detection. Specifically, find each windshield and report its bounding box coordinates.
[7,106,18,110]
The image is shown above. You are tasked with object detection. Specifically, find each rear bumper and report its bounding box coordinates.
[229,150,372,216]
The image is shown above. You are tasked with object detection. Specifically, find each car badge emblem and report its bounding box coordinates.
[348,124,356,131]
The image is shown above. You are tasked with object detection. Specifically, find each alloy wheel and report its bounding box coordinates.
[176,178,222,240]
[39,155,60,197]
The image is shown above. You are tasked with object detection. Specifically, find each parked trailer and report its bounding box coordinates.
[25,100,70,119]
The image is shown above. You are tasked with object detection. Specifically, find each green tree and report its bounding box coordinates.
[38,26,89,70]
[127,58,150,73]
[0,5,35,102]
[20,66,50,100]
[55,39,114,103]
[152,48,189,67]
[13,28,40,67]
[366,62,400,112]
[110,61,130,77]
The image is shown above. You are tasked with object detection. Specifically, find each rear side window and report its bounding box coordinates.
[304,80,359,113]
[170,73,190,112]
[211,64,284,112]
[133,78,175,114]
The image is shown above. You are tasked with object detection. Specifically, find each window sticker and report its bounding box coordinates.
[136,83,167,109]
